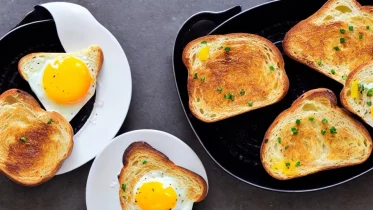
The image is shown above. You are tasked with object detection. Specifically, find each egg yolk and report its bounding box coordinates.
[42,56,92,104]
[351,80,359,99]
[135,182,177,210]
[271,160,298,176]
[198,46,210,61]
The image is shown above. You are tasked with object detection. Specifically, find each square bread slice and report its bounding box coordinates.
[118,142,207,210]
[0,89,73,186]
[283,0,373,84]
[261,88,372,180]
[341,60,373,127]
[182,33,289,122]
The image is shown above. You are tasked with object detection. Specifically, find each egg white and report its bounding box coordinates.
[133,171,194,210]
[27,56,96,122]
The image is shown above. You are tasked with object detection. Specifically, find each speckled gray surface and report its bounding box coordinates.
[0,0,373,209]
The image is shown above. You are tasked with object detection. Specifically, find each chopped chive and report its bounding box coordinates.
[342,74,347,80]
[291,127,298,135]
[367,26,370,30]
[340,29,346,34]
[201,77,205,83]
[224,47,231,52]
[349,25,354,31]
[47,118,54,124]
[193,73,198,79]
[295,161,301,167]
[277,137,281,144]
[322,118,328,124]
[321,130,326,135]
[217,87,222,92]
[333,46,340,51]
[269,65,275,70]
[248,101,253,107]
[296,119,301,125]
[285,162,290,167]
[340,37,345,43]
[20,137,26,142]
[358,83,365,92]
[285,145,289,150]
[122,184,127,191]
[367,88,373,96]
[240,89,245,96]
[142,160,147,164]
[201,40,207,44]
[331,69,335,75]
[330,126,337,134]
[225,94,235,101]
[359,33,363,39]
[309,117,314,121]
[367,101,372,106]
[317,60,323,66]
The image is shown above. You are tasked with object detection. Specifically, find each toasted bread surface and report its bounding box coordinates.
[261,88,372,180]
[182,33,289,122]
[118,142,207,210]
[18,45,104,80]
[341,60,373,127]
[0,89,73,186]
[283,0,373,84]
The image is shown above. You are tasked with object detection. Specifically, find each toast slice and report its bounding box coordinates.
[0,89,73,186]
[283,0,373,84]
[118,142,207,210]
[341,60,373,127]
[182,33,289,122]
[18,45,103,80]
[261,88,372,180]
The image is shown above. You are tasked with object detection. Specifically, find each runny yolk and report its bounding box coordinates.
[271,160,298,176]
[43,56,92,104]
[351,80,359,99]
[198,46,210,61]
[135,182,177,210]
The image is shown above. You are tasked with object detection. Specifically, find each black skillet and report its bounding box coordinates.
[173,0,373,192]
[0,6,95,134]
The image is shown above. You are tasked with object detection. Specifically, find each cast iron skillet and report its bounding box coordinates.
[173,0,373,192]
[0,6,95,134]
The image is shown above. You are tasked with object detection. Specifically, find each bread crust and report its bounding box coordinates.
[0,89,73,186]
[283,0,373,84]
[261,88,372,180]
[118,142,208,209]
[182,33,289,123]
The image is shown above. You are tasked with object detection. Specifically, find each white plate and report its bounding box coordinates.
[37,2,132,174]
[86,129,208,210]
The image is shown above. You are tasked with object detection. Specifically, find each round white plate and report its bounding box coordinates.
[86,129,208,210]
[36,2,132,174]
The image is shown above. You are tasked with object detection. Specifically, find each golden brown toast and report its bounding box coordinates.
[118,142,207,210]
[0,89,73,186]
[341,60,373,127]
[283,0,373,84]
[261,88,372,180]
[182,33,289,122]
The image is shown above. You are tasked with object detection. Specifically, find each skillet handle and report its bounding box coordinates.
[174,5,242,52]
[15,6,53,28]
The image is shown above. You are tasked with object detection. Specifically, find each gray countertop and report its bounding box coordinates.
[0,0,372,209]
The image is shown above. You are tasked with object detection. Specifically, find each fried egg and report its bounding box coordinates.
[132,171,194,210]
[18,46,103,121]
